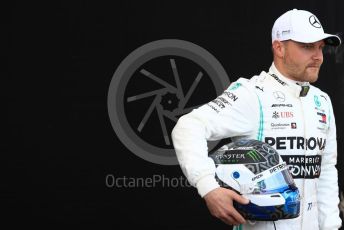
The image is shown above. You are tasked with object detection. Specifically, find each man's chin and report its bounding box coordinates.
[305,70,319,82]
[306,74,319,83]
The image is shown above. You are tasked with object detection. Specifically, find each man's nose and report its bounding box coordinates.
[313,47,323,62]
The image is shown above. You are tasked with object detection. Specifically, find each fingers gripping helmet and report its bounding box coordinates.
[209,139,300,221]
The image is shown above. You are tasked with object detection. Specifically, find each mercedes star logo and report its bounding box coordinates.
[309,15,322,28]
[273,91,285,102]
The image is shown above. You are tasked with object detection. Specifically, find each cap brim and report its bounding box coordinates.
[291,33,341,46]
[323,34,341,46]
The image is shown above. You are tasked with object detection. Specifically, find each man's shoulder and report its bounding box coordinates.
[308,85,333,106]
[225,77,257,95]
[228,71,268,89]
[220,75,267,106]
[309,84,330,97]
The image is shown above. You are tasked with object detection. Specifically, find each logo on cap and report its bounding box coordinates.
[309,15,322,28]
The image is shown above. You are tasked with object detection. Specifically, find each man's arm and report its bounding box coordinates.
[171,79,257,225]
[317,95,342,229]
[204,187,249,225]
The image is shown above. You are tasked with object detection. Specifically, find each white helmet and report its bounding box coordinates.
[209,139,301,221]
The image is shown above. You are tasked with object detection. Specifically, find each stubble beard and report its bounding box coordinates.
[283,56,320,83]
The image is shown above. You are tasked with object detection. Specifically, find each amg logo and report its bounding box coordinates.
[265,136,326,150]
[271,104,293,107]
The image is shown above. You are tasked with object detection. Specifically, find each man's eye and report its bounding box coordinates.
[303,45,313,49]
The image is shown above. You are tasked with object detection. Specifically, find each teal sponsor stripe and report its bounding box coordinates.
[256,95,264,141]
[234,224,243,230]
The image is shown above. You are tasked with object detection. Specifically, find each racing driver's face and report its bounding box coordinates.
[281,40,325,83]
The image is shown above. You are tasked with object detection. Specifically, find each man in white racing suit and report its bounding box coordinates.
[172,9,342,230]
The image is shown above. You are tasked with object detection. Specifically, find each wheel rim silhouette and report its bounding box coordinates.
[108,39,230,165]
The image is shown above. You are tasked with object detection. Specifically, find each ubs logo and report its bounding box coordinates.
[309,15,322,28]
[272,111,294,119]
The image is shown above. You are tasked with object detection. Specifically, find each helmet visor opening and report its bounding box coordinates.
[254,168,295,194]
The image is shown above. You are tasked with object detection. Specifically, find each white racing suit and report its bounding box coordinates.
[172,63,341,230]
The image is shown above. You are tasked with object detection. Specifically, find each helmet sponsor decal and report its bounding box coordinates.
[281,155,322,178]
[213,149,267,164]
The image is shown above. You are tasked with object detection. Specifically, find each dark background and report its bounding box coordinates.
[6,0,344,229]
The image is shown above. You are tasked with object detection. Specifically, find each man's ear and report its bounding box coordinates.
[272,40,285,58]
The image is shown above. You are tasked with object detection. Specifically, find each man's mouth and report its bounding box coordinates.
[307,64,321,68]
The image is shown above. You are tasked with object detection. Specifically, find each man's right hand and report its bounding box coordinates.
[203,187,249,226]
